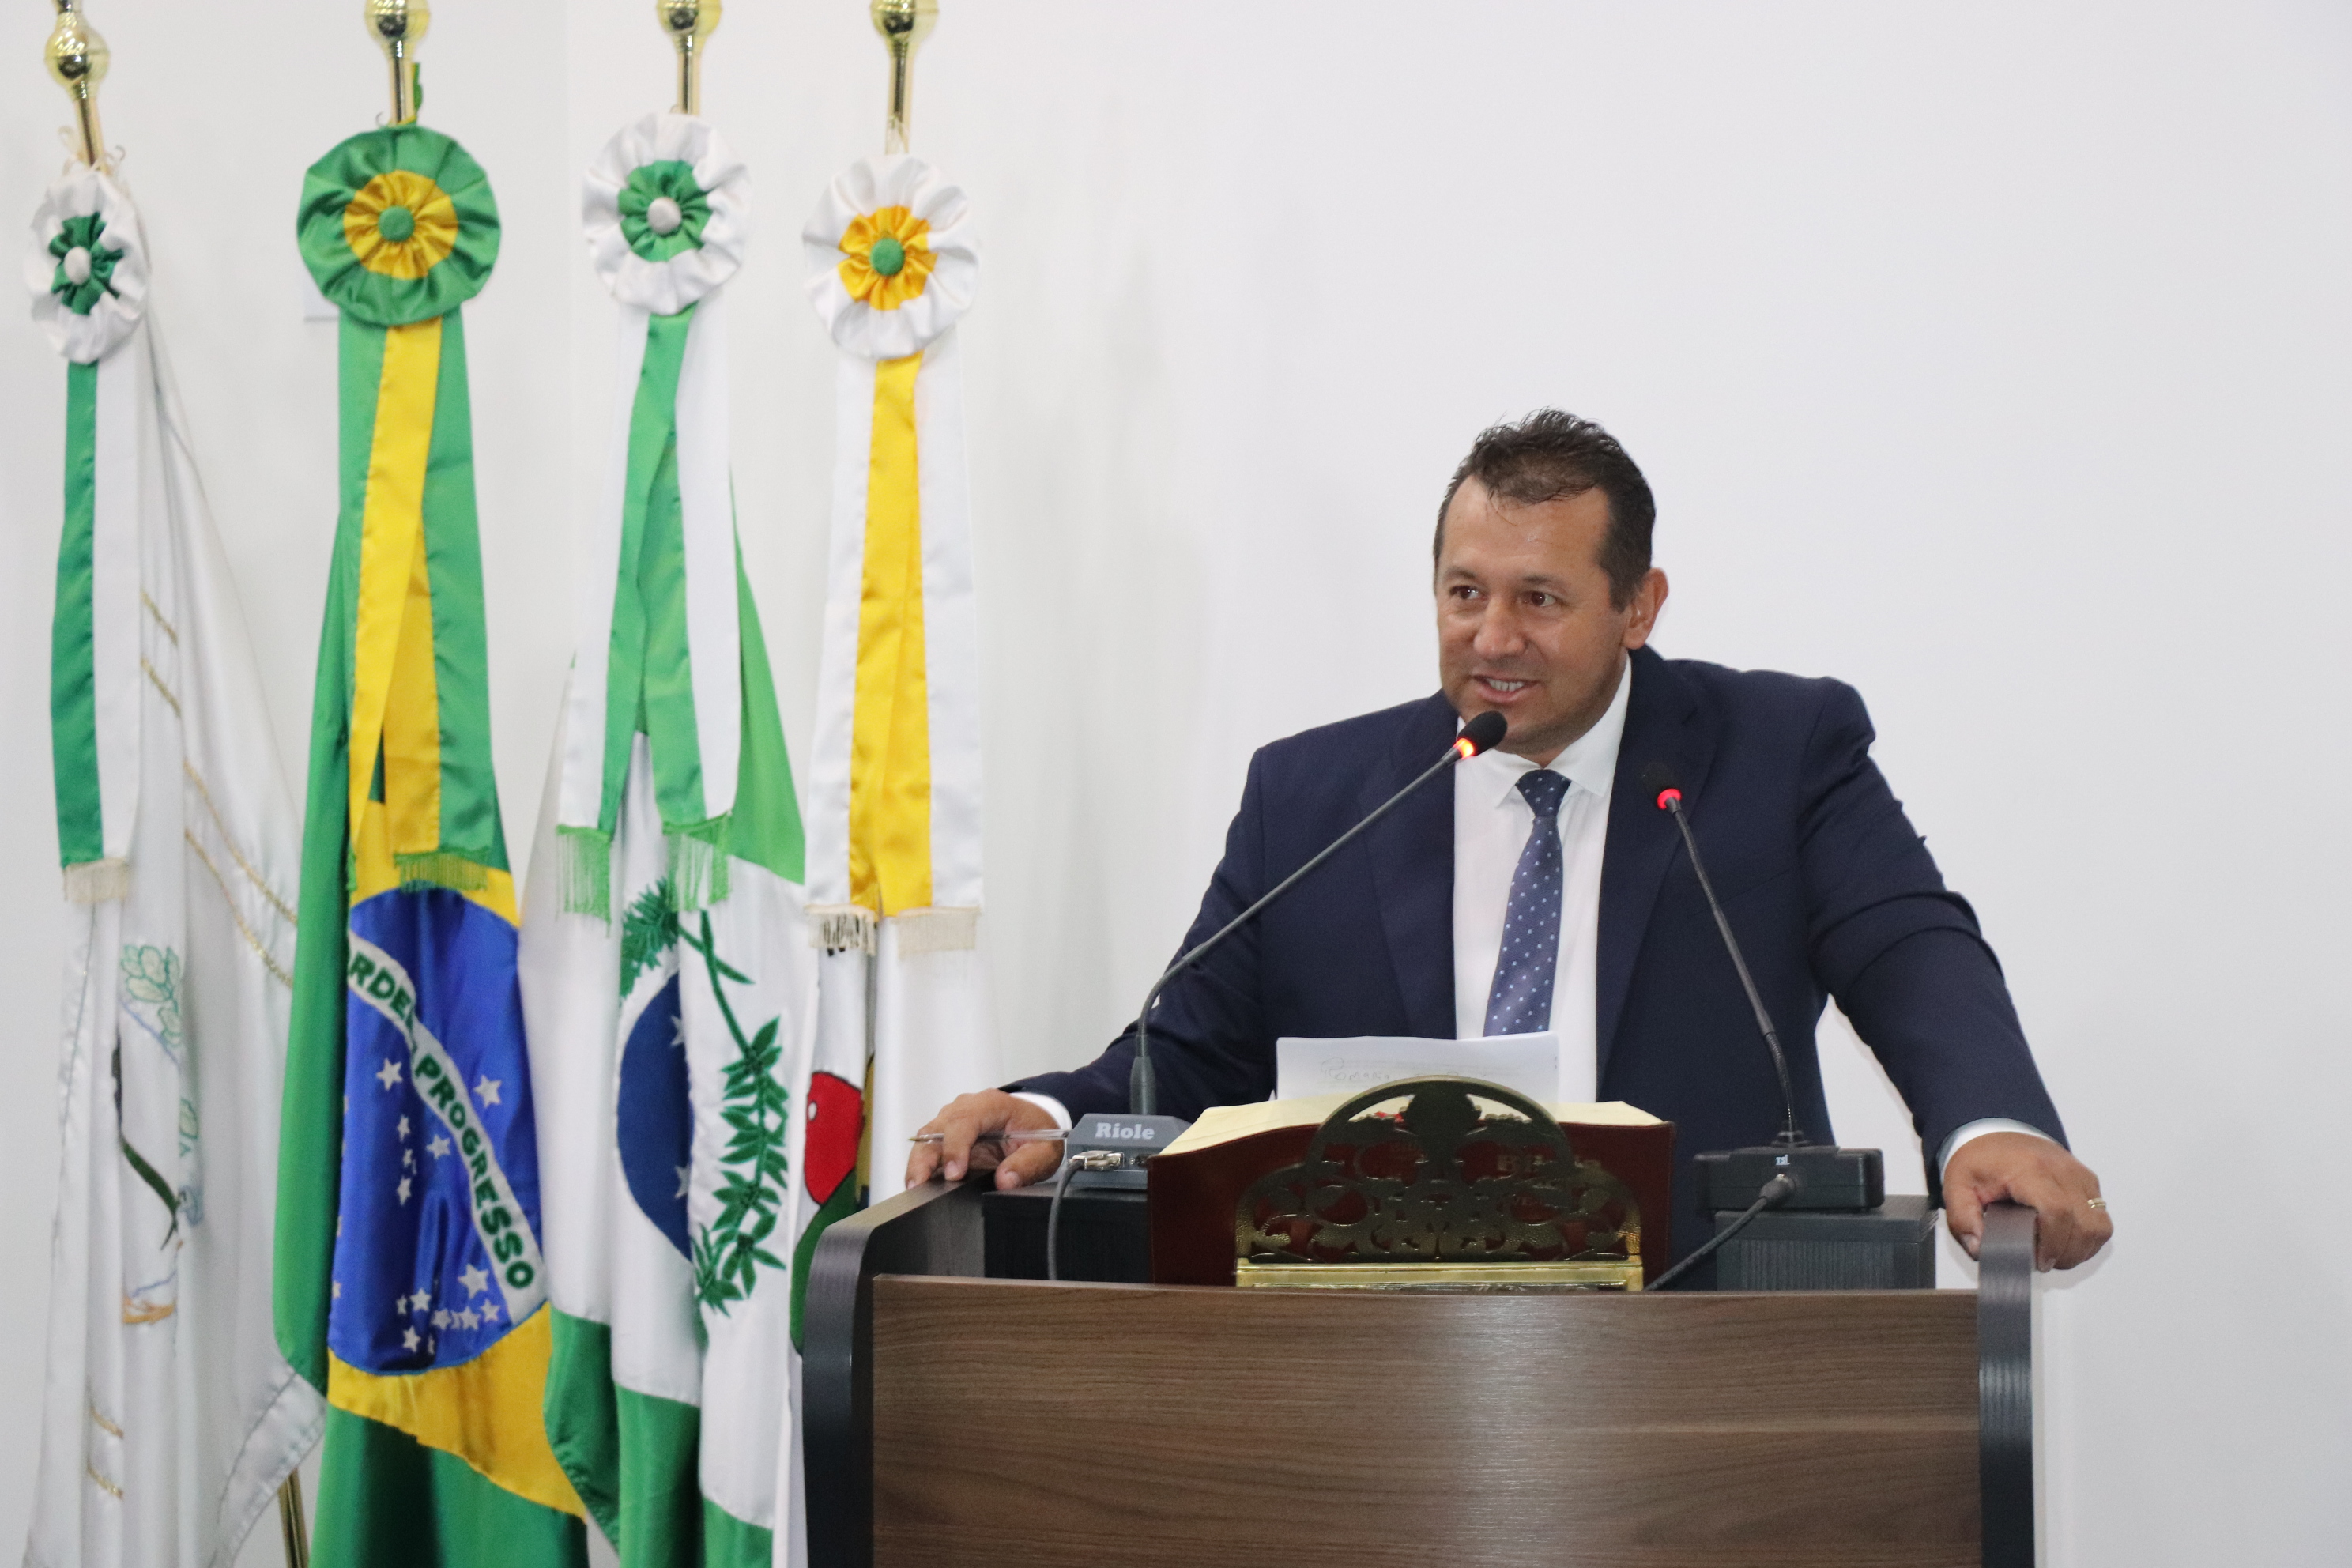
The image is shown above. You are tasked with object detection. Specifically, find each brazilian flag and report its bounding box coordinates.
[274,123,587,1566]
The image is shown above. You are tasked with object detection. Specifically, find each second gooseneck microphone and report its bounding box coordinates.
[1640,760,1802,1148]
[1643,760,1886,1224]
[1128,708,1510,1114]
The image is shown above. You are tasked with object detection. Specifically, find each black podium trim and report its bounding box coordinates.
[1977,1201,2037,1568]
[802,1178,985,1568]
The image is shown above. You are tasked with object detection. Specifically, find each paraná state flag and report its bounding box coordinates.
[522,110,817,1568]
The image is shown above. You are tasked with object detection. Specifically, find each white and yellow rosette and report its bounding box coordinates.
[26,165,147,364]
[801,154,978,360]
[799,153,986,958]
[583,112,750,316]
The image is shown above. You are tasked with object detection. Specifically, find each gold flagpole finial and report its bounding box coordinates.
[45,0,111,170]
[871,0,936,155]
[366,0,429,125]
[657,0,721,116]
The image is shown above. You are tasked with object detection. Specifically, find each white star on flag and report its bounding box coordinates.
[396,1176,413,1205]
[671,1012,686,1049]
[427,1133,451,1159]
[397,1115,411,1138]
[480,1302,501,1324]
[410,1290,432,1313]
[459,1264,489,1297]
[432,1310,450,1329]
[331,1281,341,1300]
[473,1074,502,1106]
[456,1309,480,1330]
[403,1148,416,1170]
[402,1327,420,1351]
[674,1164,691,1199]
[376,1059,402,1091]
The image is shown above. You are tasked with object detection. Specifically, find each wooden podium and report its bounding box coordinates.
[803,1182,2037,1568]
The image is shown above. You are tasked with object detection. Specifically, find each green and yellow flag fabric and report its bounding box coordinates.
[274,122,587,1568]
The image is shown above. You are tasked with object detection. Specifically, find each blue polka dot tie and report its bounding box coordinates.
[1483,769,1572,1037]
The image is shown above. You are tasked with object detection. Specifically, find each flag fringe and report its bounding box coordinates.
[62,857,130,904]
[666,814,732,912]
[893,906,980,955]
[556,825,613,920]
[806,903,877,955]
[394,851,492,895]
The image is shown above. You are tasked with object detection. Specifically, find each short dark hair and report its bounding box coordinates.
[1434,409,1656,607]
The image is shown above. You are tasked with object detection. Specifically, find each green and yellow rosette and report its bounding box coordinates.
[280,117,589,1551]
[297,124,498,327]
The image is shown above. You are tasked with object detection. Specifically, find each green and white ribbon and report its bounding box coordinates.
[560,113,753,918]
[30,166,152,902]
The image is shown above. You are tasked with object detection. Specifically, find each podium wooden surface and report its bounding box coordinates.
[805,1182,2037,1568]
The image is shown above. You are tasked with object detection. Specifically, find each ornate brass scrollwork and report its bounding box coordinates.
[1234,1077,1643,1291]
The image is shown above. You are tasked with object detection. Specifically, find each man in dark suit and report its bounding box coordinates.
[911,410,2110,1270]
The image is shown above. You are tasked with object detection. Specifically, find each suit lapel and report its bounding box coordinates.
[1363,693,1460,1040]
[1596,648,1716,1076]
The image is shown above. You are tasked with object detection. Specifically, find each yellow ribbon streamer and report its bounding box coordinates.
[345,318,516,922]
[848,353,932,916]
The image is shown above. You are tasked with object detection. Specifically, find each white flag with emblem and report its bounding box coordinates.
[24,165,323,1568]
[520,110,820,1568]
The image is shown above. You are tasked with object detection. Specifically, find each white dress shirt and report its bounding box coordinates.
[1025,654,2043,1174]
[1452,660,1630,1091]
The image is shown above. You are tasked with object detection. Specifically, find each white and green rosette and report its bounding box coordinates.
[27,165,146,364]
[560,114,752,918]
[29,168,153,900]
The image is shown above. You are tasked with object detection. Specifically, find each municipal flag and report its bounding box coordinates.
[787,150,997,1562]
[24,161,322,1568]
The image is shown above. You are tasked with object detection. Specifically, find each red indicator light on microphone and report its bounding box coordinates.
[1653,786,1681,810]
[1452,736,1477,760]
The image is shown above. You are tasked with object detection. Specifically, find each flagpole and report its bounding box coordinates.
[873,0,936,156]
[275,1471,311,1568]
[858,0,938,1174]
[43,0,110,170]
[658,0,721,116]
[365,0,428,126]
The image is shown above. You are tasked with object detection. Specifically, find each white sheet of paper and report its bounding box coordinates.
[1274,1033,1559,1103]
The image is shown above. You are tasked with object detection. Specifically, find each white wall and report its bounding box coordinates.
[5,3,2347,1562]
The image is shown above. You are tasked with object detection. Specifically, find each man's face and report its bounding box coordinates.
[1435,478,1668,764]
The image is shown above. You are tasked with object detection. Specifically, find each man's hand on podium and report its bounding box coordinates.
[1944,1132,2113,1271]
[906,1090,1066,1191]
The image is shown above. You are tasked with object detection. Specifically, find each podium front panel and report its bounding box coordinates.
[869,1278,1980,1568]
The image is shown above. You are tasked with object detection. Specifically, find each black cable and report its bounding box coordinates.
[1645,1173,1796,1291]
[1045,1153,1076,1282]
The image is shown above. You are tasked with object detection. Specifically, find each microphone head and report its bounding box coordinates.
[1455,710,1508,758]
[1640,760,1683,811]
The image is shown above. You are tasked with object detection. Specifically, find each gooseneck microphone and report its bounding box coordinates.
[1640,760,1801,1148]
[1128,708,1510,1114]
[1640,762,1886,1274]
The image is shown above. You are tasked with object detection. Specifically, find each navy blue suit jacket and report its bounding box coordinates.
[1015,646,2067,1253]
